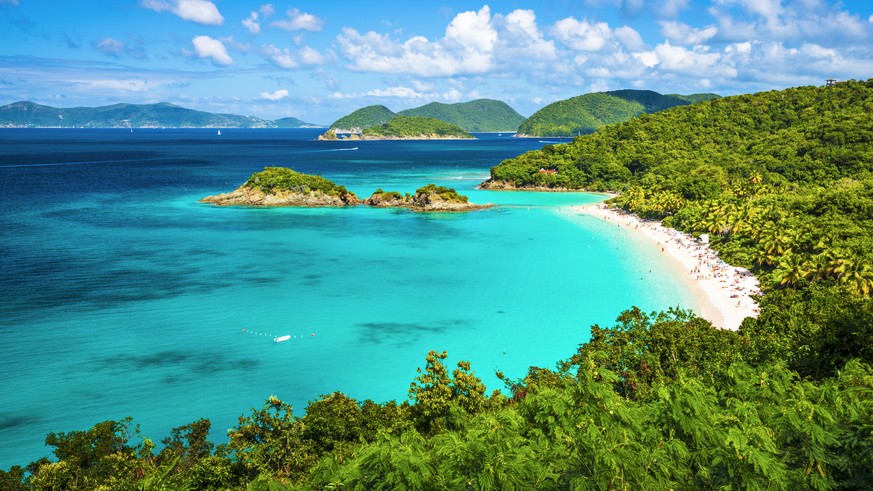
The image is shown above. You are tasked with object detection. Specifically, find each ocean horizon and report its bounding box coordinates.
[0,128,700,468]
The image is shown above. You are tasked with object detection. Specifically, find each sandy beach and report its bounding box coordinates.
[570,203,761,331]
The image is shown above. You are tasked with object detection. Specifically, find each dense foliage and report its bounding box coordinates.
[516,89,719,137]
[361,116,472,139]
[328,105,397,131]
[4,308,872,490]
[398,99,526,132]
[413,183,469,203]
[490,81,873,298]
[244,167,352,197]
[0,101,279,128]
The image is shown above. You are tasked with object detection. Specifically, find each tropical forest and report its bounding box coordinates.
[2,81,873,490]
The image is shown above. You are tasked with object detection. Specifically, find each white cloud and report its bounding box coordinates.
[869,14,873,23]
[141,0,224,25]
[243,13,260,34]
[614,26,644,51]
[262,44,297,69]
[298,46,326,65]
[553,18,614,51]
[243,5,275,35]
[633,41,735,78]
[192,35,233,65]
[660,21,718,45]
[330,85,468,102]
[260,89,289,100]
[261,45,327,69]
[657,0,689,17]
[271,8,324,32]
[498,9,557,60]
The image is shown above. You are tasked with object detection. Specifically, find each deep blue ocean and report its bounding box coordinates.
[0,128,698,468]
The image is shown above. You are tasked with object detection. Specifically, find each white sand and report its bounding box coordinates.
[571,203,761,330]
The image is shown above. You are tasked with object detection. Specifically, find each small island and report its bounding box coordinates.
[319,116,473,141]
[201,168,489,212]
[365,184,491,212]
[199,167,362,207]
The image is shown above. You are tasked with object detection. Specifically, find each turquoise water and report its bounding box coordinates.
[0,129,698,467]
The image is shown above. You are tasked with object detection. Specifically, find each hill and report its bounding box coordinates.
[0,101,276,128]
[516,89,720,137]
[487,79,873,296]
[328,105,396,132]
[360,115,473,139]
[272,117,322,128]
[397,99,525,132]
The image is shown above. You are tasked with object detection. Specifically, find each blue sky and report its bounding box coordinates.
[1,1,871,123]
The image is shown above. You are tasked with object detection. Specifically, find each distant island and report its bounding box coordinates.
[0,101,322,128]
[516,89,720,137]
[201,167,488,212]
[320,115,473,140]
[324,99,525,135]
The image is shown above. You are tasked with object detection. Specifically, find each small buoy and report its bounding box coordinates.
[242,328,246,332]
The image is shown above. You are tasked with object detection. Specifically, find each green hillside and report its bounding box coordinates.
[517,90,720,137]
[398,99,525,132]
[0,101,274,128]
[328,105,396,131]
[361,115,472,139]
[272,116,321,128]
[491,80,873,295]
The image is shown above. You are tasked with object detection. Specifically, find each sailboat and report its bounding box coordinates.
[217,129,221,136]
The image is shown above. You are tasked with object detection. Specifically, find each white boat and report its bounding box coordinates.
[217,130,221,135]
[274,335,291,343]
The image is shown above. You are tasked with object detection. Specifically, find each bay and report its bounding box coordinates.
[0,128,698,467]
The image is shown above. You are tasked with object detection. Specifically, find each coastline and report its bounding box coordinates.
[571,202,761,331]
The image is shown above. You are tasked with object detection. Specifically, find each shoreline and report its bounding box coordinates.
[571,203,760,331]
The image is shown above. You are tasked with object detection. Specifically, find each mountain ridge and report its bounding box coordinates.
[0,101,321,128]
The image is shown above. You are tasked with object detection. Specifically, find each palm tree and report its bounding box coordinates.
[772,252,813,287]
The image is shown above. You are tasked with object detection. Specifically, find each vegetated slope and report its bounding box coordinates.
[272,117,321,128]
[517,89,720,137]
[361,115,473,139]
[398,99,526,132]
[0,101,274,128]
[490,79,873,310]
[328,105,396,131]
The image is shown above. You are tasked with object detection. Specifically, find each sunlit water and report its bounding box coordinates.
[0,129,699,467]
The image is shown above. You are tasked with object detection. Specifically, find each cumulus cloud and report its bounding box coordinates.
[191,36,233,65]
[260,89,289,100]
[262,45,327,69]
[141,0,224,25]
[330,85,467,102]
[338,6,560,77]
[271,8,324,32]
[243,4,276,34]
[552,18,614,51]
[660,21,718,45]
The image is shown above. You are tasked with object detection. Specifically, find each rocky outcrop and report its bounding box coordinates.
[364,187,491,212]
[200,186,361,207]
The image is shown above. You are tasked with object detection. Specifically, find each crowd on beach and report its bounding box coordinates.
[580,203,761,330]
